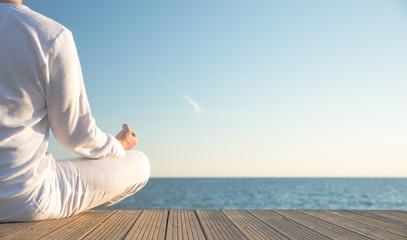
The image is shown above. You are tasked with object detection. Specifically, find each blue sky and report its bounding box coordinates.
[25,0,407,177]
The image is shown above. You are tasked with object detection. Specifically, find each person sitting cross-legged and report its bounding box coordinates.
[0,0,150,222]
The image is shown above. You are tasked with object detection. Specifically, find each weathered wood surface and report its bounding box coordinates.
[0,210,406,239]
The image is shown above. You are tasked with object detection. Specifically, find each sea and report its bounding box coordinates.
[98,178,407,210]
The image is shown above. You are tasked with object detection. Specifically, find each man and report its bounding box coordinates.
[0,0,150,222]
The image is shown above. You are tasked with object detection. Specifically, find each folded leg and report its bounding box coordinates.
[34,150,150,219]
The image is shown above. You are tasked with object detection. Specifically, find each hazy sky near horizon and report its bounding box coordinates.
[25,0,407,177]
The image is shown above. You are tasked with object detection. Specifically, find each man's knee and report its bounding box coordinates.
[125,150,150,182]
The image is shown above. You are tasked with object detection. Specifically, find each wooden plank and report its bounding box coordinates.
[167,210,182,240]
[275,210,375,240]
[196,210,246,240]
[1,211,88,240]
[223,210,289,240]
[82,210,142,240]
[362,211,407,224]
[0,220,41,238]
[330,210,407,237]
[39,210,115,240]
[166,210,206,240]
[349,211,407,225]
[250,210,330,240]
[303,210,406,240]
[124,210,167,240]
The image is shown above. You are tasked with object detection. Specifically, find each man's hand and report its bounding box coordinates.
[116,124,138,150]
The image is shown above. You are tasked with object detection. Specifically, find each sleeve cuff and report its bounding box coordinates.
[111,135,126,158]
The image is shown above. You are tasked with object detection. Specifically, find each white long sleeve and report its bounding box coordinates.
[0,3,125,200]
[46,29,125,159]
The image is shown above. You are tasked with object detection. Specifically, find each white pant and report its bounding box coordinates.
[0,150,150,222]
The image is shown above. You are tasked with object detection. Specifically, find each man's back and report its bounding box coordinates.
[0,3,66,200]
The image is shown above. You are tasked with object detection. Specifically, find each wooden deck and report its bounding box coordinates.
[1,210,406,239]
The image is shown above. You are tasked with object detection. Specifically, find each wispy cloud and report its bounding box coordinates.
[154,72,203,115]
[154,72,176,92]
[183,95,202,114]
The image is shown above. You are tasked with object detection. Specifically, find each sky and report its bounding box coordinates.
[25,0,407,177]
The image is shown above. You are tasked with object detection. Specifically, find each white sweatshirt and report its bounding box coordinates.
[0,3,125,200]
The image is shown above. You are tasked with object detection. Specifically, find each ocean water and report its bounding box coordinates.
[99,178,407,210]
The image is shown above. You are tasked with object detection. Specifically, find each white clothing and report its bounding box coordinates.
[0,3,149,222]
[1,150,150,222]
